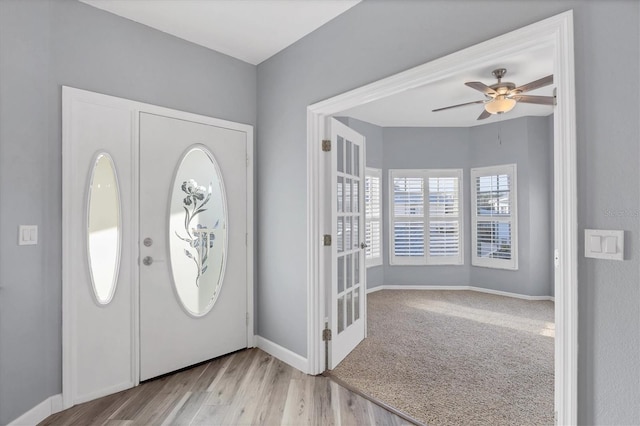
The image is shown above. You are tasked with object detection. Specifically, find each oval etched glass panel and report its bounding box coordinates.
[87,153,122,305]
[169,146,227,316]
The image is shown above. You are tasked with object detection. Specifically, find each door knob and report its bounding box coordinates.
[142,256,153,266]
[360,242,368,249]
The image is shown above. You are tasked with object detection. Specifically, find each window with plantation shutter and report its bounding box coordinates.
[389,169,463,265]
[428,175,462,262]
[471,164,518,270]
[365,168,382,267]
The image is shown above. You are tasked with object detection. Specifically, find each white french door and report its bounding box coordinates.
[139,113,249,381]
[329,118,366,369]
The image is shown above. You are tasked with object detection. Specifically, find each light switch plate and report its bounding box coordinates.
[584,229,623,260]
[18,225,38,246]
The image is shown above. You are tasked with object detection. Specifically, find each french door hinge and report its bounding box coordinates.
[323,322,331,372]
[322,327,332,341]
[322,139,331,152]
[323,234,332,246]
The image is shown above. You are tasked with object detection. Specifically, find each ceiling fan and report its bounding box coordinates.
[432,68,555,120]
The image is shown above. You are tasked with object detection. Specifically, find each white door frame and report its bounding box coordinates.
[306,11,577,425]
[62,87,254,409]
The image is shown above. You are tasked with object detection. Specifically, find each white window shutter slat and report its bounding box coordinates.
[365,169,383,267]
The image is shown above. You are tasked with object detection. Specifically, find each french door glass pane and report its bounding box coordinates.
[353,144,360,177]
[346,291,353,327]
[337,136,344,173]
[337,176,343,213]
[346,254,353,289]
[353,216,359,250]
[345,178,351,213]
[354,254,360,285]
[354,288,360,321]
[338,296,344,333]
[346,140,352,175]
[337,217,343,253]
[337,256,344,293]
[352,179,359,213]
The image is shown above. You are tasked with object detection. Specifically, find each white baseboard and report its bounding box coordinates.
[468,286,554,301]
[8,394,62,426]
[367,284,554,301]
[255,335,308,374]
[73,381,134,406]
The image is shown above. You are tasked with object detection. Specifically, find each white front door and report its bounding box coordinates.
[329,118,366,369]
[139,113,249,381]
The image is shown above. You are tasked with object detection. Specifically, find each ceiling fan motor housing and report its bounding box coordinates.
[489,68,516,96]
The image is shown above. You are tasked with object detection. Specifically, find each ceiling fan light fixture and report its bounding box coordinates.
[485,95,516,114]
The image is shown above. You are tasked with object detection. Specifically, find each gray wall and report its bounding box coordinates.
[0,0,256,423]
[344,116,553,297]
[257,1,639,424]
[529,116,554,299]
[382,126,473,286]
[469,116,553,297]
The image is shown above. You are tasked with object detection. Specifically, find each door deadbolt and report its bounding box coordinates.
[143,237,153,247]
[142,256,153,266]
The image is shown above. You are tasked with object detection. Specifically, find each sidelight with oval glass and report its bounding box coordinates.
[87,152,122,305]
[169,145,227,317]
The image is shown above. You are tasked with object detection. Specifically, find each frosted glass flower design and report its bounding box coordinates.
[175,179,219,286]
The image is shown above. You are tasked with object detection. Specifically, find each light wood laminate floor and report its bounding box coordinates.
[40,348,415,425]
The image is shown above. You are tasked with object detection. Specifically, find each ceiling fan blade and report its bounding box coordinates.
[432,100,486,112]
[465,81,497,96]
[513,74,553,94]
[477,109,491,120]
[512,95,556,105]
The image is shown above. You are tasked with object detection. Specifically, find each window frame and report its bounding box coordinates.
[388,168,464,266]
[470,163,518,270]
[364,167,383,267]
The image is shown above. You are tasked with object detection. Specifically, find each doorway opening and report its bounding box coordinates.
[307,10,576,424]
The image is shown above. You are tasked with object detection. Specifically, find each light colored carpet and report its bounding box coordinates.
[330,290,554,426]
